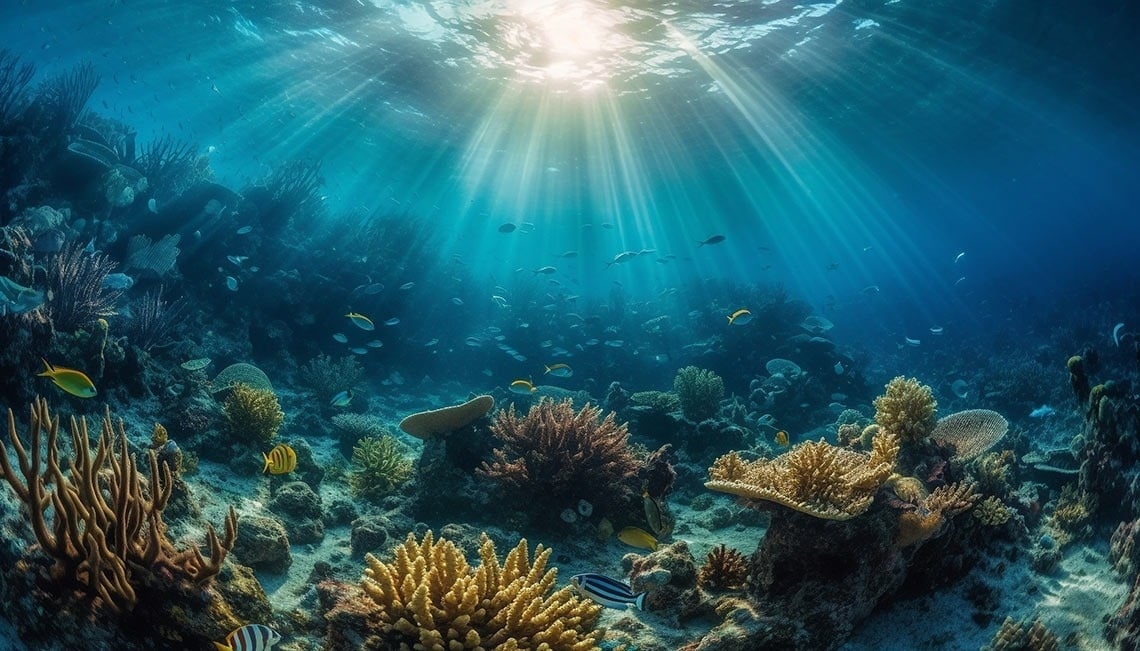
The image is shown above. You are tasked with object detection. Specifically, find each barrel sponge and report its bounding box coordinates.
[931,409,1009,461]
[705,428,899,521]
[873,376,937,443]
[360,531,602,650]
[398,395,494,439]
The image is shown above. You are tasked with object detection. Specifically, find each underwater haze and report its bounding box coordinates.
[2,0,1140,650]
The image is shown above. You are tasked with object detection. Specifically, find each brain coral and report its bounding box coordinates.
[360,531,602,650]
[873,376,937,443]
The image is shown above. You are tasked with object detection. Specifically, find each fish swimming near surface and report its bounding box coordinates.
[345,312,375,331]
[617,526,658,551]
[544,363,573,378]
[1029,405,1057,419]
[262,444,297,475]
[38,358,97,398]
[697,234,725,247]
[214,624,282,651]
[727,308,752,325]
[570,573,646,611]
[509,379,537,394]
[775,430,789,446]
[329,389,353,408]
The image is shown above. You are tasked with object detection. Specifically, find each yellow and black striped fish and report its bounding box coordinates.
[214,623,281,651]
[262,444,297,475]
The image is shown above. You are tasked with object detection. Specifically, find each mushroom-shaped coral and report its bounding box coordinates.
[399,394,494,439]
[873,376,937,443]
[931,409,1009,461]
[356,531,602,650]
[705,428,899,520]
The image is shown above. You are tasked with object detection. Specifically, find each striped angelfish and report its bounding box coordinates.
[570,573,647,611]
[214,624,282,651]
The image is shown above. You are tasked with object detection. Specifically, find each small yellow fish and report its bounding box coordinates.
[509,379,537,395]
[262,444,297,475]
[345,312,375,331]
[775,430,789,447]
[727,308,753,326]
[37,358,97,398]
[617,526,658,551]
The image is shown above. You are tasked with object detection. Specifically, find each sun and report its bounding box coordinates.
[500,0,622,85]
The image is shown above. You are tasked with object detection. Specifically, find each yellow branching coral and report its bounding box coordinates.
[705,428,899,520]
[349,435,413,500]
[223,383,284,443]
[894,481,980,547]
[873,376,937,443]
[361,531,602,650]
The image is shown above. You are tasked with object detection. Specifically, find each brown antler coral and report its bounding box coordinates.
[0,397,237,612]
[360,531,602,650]
[479,398,641,519]
[705,428,899,520]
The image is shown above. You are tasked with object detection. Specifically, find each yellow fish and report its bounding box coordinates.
[775,430,789,446]
[727,308,753,326]
[37,358,97,398]
[509,379,537,395]
[617,526,658,551]
[262,444,297,475]
[345,312,375,331]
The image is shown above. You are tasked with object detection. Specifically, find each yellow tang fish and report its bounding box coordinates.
[617,526,658,551]
[727,308,753,326]
[262,444,297,475]
[775,430,789,447]
[37,358,97,398]
[345,312,375,331]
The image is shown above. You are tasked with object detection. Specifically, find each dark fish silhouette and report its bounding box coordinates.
[698,235,725,247]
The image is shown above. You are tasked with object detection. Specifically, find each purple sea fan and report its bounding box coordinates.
[46,241,122,332]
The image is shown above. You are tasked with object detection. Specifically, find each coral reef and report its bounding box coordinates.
[705,427,898,520]
[625,540,706,619]
[982,616,1059,651]
[46,241,123,333]
[223,383,284,443]
[697,544,748,591]
[674,366,725,422]
[931,409,1009,461]
[873,376,937,443]
[322,531,602,650]
[349,435,413,501]
[894,482,981,547]
[0,398,237,612]
[479,398,642,525]
[299,353,363,406]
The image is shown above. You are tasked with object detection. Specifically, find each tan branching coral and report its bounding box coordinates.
[894,481,980,547]
[705,428,899,520]
[360,531,602,650]
[697,544,748,591]
[479,398,641,519]
[0,398,237,612]
[982,616,1059,651]
[931,409,1009,461]
[873,376,937,443]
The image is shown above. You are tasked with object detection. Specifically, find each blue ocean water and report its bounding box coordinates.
[2,0,1140,649]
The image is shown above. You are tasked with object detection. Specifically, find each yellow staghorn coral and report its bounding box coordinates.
[361,531,602,651]
[873,376,937,443]
[705,428,899,521]
[894,481,980,547]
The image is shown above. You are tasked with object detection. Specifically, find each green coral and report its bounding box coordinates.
[223,383,284,443]
[673,366,724,422]
[630,390,681,413]
[349,435,412,500]
[211,363,274,393]
[873,376,937,443]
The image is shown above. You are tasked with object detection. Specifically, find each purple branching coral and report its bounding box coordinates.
[478,397,642,525]
[46,242,122,333]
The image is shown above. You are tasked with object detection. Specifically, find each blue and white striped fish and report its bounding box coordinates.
[570,573,647,611]
[214,624,282,651]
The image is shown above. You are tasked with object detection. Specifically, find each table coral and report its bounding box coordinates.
[704,427,899,520]
[348,530,602,650]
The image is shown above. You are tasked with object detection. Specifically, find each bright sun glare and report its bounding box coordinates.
[502,0,618,85]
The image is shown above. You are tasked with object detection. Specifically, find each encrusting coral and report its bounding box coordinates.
[353,530,602,650]
[479,398,641,522]
[223,382,284,443]
[873,376,937,443]
[673,366,725,422]
[349,434,413,500]
[705,427,899,520]
[0,397,237,613]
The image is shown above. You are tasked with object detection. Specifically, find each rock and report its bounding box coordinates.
[269,480,325,544]
[350,515,391,558]
[232,515,292,573]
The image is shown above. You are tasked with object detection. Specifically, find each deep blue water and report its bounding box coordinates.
[2,0,1138,387]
